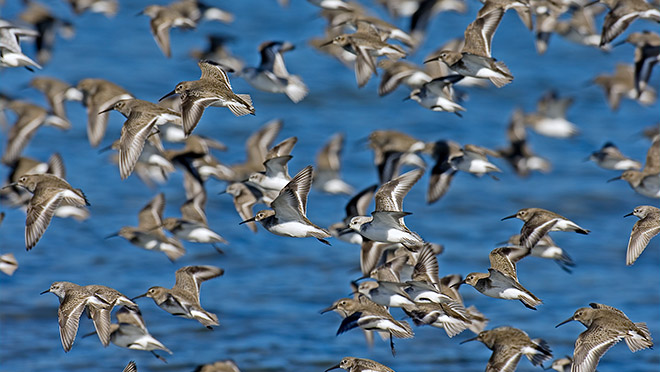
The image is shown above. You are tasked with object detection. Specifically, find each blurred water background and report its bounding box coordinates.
[0,0,659,371]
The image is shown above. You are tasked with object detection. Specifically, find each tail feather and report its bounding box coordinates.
[489,61,513,88]
[390,320,414,338]
[625,322,653,352]
[526,338,553,366]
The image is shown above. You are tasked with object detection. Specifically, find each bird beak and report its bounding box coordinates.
[325,363,341,372]
[623,212,634,217]
[459,336,479,344]
[104,232,120,239]
[451,279,466,289]
[218,190,227,195]
[501,214,517,221]
[402,95,411,101]
[1,182,17,189]
[239,216,256,225]
[607,176,621,183]
[584,0,599,6]
[131,293,148,300]
[97,107,114,115]
[423,57,437,64]
[319,303,337,314]
[319,40,334,47]
[555,316,574,328]
[40,289,50,295]
[159,89,177,102]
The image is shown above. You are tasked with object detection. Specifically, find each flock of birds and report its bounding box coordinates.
[1,0,659,372]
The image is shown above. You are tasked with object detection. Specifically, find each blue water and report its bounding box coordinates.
[1,1,658,371]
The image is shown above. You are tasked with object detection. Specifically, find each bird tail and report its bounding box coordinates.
[490,61,514,88]
[519,288,543,310]
[390,319,414,339]
[625,323,654,352]
[526,338,553,366]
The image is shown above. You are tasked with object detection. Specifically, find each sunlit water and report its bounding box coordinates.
[0,1,658,372]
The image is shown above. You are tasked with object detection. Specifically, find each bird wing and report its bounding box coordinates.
[198,60,232,89]
[627,218,660,265]
[345,184,377,219]
[375,168,424,212]
[487,344,523,372]
[119,112,158,180]
[137,193,165,229]
[520,216,557,249]
[272,165,313,218]
[573,324,623,372]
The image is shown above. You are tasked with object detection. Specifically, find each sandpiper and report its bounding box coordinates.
[65,0,118,17]
[134,265,223,329]
[329,184,377,244]
[624,205,659,265]
[426,139,461,204]
[240,165,331,244]
[29,76,82,124]
[76,78,133,147]
[321,22,407,87]
[108,306,172,362]
[593,63,656,110]
[0,20,41,70]
[615,31,660,95]
[241,41,308,103]
[502,207,590,249]
[407,75,466,115]
[425,12,513,87]
[349,169,424,246]
[100,98,181,179]
[162,191,228,252]
[4,174,89,250]
[462,247,542,309]
[325,357,395,372]
[1,100,70,165]
[18,3,75,65]
[593,0,660,47]
[106,193,185,261]
[314,133,354,195]
[321,296,414,355]
[497,108,552,177]
[505,234,575,272]
[1,152,62,207]
[461,326,553,371]
[588,142,642,170]
[83,285,139,347]
[140,4,196,58]
[449,144,502,178]
[160,60,254,136]
[523,90,579,138]
[41,281,109,352]
[0,253,18,276]
[608,135,659,198]
[556,302,653,372]
[377,59,432,96]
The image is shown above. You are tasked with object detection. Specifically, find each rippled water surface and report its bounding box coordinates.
[1,1,659,372]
